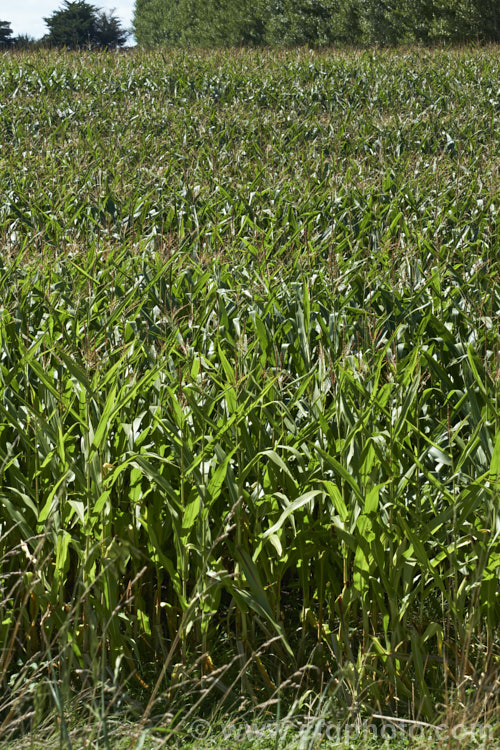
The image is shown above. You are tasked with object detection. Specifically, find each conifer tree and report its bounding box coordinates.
[0,20,14,46]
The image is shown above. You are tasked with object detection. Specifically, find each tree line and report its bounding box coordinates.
[2,0,499,50]
[133,0,500,46]
[0,1,127,50]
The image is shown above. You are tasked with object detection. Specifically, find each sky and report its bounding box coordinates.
[1,0,135,41]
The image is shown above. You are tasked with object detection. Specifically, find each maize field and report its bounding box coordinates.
[0,45,499,743]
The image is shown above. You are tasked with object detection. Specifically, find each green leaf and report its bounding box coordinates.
[262,490,322,538]
[235,545,293,657]
[322,480,348,523]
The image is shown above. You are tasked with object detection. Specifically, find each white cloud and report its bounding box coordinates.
[2,0,135,40]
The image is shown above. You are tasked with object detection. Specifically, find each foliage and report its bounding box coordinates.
[133,0,500,46]
[12,34,40,50]
[0,21,14,47]
[94,9,129,48]
[44,0,127,49]
[133,0,267,46]
[0,46,499,740]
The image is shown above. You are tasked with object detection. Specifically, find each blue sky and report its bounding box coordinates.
[2,0,135,40]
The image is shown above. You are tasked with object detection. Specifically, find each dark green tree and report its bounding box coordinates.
[95,10,129,47]
[0,20,14,46]
[44,1,98,47]
[44,1,128,48]
[479,0,500,41]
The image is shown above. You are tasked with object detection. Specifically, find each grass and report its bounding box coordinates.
[0,44,498,746]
